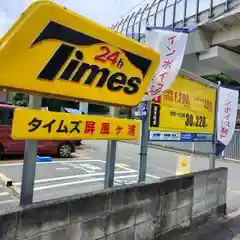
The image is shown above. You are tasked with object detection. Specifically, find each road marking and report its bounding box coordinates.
[13,170,136,186]
[0,192,9,197]
[116,163,130,167]
[0,199,17,205]
[0,159,105,166]
[34,174,138,191]
[0,158,160,184]
[91,160,133,172]
[61,162,102,173]
[61,162,91,171]
[228,188,240,194]
[146,174,160,179]
[56,167,70,170]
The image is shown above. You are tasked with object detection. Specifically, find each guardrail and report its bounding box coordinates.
[223,130,240,161]
[112,0,240,42]
[147,130,240,161]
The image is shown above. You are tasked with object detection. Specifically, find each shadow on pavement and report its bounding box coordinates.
[197,215,240,240]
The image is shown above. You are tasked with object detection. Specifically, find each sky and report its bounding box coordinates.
[0,0,224,38]
[0,0,146,37]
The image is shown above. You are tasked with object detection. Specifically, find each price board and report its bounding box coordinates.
[148,75,216,142]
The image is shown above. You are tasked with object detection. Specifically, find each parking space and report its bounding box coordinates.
[0,159,159,202]
[0,144,162,204]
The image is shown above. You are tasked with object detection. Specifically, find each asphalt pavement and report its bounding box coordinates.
[0,140,239,215]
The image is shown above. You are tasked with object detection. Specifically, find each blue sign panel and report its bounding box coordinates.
[148,131,213,142]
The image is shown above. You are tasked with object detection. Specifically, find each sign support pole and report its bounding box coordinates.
[209,86,219,169]
[104,107,119,188]
[20,94,42,205]
[79,102,88,114]
[138,101,149,182]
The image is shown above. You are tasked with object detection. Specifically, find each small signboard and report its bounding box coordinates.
[0,1,159,107]
[11,108,140,140]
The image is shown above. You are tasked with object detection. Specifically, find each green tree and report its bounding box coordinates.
[88,104,109,114]
[119,107,133,118]
[203,73,240,103]
[203,73,234,85]
[12,93,29,107]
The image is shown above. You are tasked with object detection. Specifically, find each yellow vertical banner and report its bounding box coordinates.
[148,75,216,142]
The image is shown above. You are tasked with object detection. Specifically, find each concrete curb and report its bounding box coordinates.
[0,173,12,187]
[10,185,20,199]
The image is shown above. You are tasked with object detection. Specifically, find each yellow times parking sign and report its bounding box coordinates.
[12,108,140,141]
[0,1,159,107]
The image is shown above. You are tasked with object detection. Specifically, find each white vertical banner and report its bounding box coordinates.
[217,87,239,146]
[143,27,189,101]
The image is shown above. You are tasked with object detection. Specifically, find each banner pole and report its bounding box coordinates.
[138,101,149,182]
[209,85,219,169]
[104,107,119,188]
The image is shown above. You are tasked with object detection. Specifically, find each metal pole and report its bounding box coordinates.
[209,85,219,169]
[191,142,195,154]
[20,94,42,205]
[104,107,119,188]
[138,101,149,182]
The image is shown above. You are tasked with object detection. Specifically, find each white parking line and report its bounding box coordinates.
[146,174,160,179]
[0,192,9,197]
[34,174,138,191]
[56,167,70,170]
[0,199,17,205]
[13,170,136,186]
[115,164,137,171]
[0,159,105,167]
[228,188,240,194]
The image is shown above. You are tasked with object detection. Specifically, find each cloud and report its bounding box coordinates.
[0,0,145,38]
